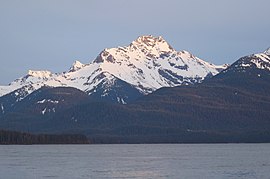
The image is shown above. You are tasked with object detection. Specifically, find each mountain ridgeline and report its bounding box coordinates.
[0,35,226,104]
[0,36,270,143]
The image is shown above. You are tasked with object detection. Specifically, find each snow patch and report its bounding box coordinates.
[37,99,59,104]
[264,48,270,55]
[121,98,127,104]
[1,103,4,114]
[41,108,47,115]
[241,63,251,67]
[117,97,127,104]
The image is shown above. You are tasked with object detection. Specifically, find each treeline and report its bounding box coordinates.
[0,130,89,144]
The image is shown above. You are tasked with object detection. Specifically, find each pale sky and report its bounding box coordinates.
[0,0,269,84]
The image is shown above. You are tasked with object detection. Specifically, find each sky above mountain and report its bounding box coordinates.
[0,0,269,85]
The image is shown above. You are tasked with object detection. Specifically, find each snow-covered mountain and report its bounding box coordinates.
[206,47,270,98]
[221,48,270,74]
[1,48,270,143]
[0,35,226,104]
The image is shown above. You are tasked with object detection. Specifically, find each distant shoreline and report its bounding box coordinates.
[2,129,270,145]
[0,130,89,145]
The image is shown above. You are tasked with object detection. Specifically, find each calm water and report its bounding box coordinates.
[0,144,269,179]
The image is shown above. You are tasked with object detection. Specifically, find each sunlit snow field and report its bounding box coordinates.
[0,144,269,179]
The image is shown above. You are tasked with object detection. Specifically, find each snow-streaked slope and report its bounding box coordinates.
[0,35,226,103]
[222,49,270,74]
[94,36,224,94]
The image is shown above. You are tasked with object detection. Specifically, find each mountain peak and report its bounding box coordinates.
[130,35,174,53]
[27,70,52,78]
[93,35,175,64]
[134,35,165,43]
[69,60,85,72]
[264,47,270,55]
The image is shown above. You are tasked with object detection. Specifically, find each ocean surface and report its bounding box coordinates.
[0,144,269,179]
